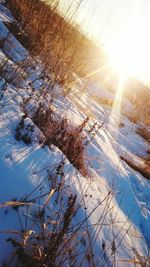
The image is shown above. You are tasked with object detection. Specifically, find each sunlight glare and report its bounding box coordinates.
[104,3,150,81]
[111,74,125,121]
[108,74,125,139]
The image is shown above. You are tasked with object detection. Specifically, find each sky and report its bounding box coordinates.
[58,0,140,44]
[57,0,150,84]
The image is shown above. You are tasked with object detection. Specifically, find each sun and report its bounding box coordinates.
[104,8,150,81]
[105,38,138,77]
[103,8,150,132]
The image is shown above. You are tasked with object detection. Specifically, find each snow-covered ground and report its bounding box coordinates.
[0,2,150,266]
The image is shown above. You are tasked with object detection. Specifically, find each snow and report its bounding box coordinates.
[0,2,150,266]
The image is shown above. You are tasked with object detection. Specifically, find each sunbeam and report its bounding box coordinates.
[84,64,109,79]
[109,74,125,138]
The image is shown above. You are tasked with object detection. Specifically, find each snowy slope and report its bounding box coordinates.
[0,2,150,266]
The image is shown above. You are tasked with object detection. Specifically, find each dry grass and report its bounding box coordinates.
[33,106,88,176]
[8,0,106,84]
[121,155,150,180]
[136,127,150,144]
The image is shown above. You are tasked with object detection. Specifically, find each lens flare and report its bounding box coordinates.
[111,75,125,121]
[108,74,125,139]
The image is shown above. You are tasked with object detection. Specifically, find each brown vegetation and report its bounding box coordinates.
[4,194,79,267]
[136,127,150,144]
[121,155,150,180]
[32,105,88,176]
[8,0,106,86]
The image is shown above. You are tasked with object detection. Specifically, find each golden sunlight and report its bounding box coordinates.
[104,2,150,134]
[110,74,125,125]
[104,6,150,81]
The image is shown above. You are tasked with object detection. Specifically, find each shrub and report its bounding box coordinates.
[32,105,88,175]
[15,115,33,145]
[4,194,79,267]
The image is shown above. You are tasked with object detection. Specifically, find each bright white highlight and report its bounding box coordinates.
[104,0,150,81]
